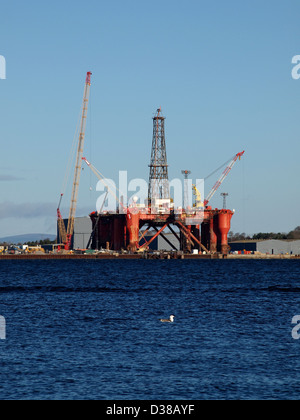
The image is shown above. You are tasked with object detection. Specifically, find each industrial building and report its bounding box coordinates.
[58,217,92,250]
[230,240,300,255]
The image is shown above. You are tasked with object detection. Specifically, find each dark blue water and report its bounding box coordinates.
[0,259,300,400]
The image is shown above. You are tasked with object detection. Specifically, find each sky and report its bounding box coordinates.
[0,0,300,237]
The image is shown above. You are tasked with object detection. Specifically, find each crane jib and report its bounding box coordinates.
[57,72,92,250]
[204,151,245,207]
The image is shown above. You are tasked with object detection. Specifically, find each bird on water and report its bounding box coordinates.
[160,315,175,323]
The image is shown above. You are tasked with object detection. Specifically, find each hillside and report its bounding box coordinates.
[0,234,56,244]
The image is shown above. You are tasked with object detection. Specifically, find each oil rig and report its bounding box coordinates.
[57,73,244,256]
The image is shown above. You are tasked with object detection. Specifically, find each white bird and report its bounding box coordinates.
[160,315,175,323]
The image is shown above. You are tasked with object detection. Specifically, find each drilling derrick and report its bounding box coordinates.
[148,108,170,208]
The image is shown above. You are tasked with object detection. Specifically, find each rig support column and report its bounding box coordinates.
[126,211,140,252]
[218,210,233,254]
[209,217,217,254]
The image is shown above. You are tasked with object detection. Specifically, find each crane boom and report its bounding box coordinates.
[82,157,102,182]
[82,157,126,212]
[204,151,245,207]
[57,72,92,250]
[65,72,92,248]
[57,193,67,244]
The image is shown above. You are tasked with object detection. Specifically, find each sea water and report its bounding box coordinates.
[0,259,300,400]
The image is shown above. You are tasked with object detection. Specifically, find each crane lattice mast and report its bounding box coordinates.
[57,72,92,250]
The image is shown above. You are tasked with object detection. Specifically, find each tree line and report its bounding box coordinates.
[0,238,56,247]
[229,227,300,242]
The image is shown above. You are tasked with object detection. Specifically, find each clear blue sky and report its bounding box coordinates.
[1,0,300,237]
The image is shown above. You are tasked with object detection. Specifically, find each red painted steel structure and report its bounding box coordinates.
[90,208,234,255]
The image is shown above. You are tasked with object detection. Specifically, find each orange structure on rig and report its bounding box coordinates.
[89,208,234,255]
[87,108,244,255]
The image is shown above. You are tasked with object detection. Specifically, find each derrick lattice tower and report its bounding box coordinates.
[148,108,169,205]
